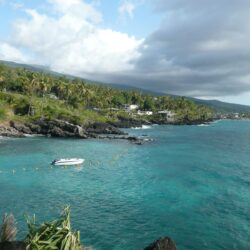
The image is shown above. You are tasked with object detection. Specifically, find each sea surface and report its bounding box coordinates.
[0,120,249,250]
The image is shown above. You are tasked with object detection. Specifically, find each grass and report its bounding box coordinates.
[0,91,110,125]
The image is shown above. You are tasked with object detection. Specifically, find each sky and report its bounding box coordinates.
[0,0,250,105]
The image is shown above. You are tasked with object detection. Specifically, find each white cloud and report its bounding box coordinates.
[119,1,136,19]
[11,0,142,76]
[0,42,26,62]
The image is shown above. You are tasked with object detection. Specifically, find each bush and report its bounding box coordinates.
[13,99,30,115]
[25,206,82,250]
[0,108,6,120]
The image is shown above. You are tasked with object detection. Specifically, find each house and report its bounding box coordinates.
[47,94,58,100]
[110,108,119,111]
[124,104,139,112]
[137,110,153,116]
[92,107,101,111]
[158,110,176,122]
[234,113,240,119]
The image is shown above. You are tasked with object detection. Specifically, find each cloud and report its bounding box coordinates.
[119,0,136,20]
[128,0,250,97]
[0,42,27,62]
[1,0,250,99]
[10,0,142,76]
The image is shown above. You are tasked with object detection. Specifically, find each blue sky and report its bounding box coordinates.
[1,0,250,105]
[0,0,161,39]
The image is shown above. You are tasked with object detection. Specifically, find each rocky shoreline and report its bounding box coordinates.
[0,119,152,145]
[0,117,213,143]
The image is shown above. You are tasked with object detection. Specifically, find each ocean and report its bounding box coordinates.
[0,120,249,249]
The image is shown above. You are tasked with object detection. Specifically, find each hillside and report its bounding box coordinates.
[0,63,213,129]
[1,60,249,113]
[189,98,250,113]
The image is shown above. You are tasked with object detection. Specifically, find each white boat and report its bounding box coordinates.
[51,158,85,166]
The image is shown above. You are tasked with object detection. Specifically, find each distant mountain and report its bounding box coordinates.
[188,98,250,113]
[1,60,250,113]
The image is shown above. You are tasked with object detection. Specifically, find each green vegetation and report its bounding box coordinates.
[0,64,213,125]
[25,206,82,250]
[0,207,89,250]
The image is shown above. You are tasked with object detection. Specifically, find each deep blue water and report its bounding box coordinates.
[0,120,249,250]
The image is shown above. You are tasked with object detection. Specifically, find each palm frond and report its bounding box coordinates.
[0,213,17,242]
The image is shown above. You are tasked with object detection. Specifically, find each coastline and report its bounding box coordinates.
[0,117,214,142]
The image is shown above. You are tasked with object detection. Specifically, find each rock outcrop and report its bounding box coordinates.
[0,123,24,137]
[111,117,151,128]
[0,119,149,144]
[144,237,178,250]
[9,119,88,139]
[85,122,126,135]
[0,241,26,250]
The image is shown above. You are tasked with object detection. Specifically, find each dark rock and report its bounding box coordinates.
[24,122,42,134]
[0,124,24,137]
[111,116,151,128]
[49,126,65,137]
[35,119,88,138]
[85,122,126,135]
[127,136,139,141]
[9,121,32,134]
[0,241,26,250]
[97,135,148,145]
[144,237,178,250]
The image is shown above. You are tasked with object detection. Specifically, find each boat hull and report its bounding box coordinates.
[52,159,85,166]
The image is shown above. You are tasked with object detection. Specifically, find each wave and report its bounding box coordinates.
[197,124,209,127]
[24,134,44,137]
[132,125,152,130]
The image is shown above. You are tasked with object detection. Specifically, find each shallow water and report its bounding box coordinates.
[0,120,249,249]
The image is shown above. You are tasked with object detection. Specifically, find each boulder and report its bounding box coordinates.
[144,237,178,250]
[34,119,88,138]
[24,122,42,134]
[85,122,126,135]
[9,121,32,134]
[0,124,24,137]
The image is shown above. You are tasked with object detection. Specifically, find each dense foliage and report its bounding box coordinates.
[0,64,213,124]
[25,207,82,250]
[0,207,89,250]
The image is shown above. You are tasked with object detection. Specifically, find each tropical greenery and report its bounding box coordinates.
[25,206,83,250]
[0,207,90,250]
[0,64,213,125]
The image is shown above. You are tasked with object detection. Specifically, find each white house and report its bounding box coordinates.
[124,104,139,112]
[110,108,119,111]
[234,113,240,119]
[137,110,153,116]
[47,94,58,100]
[158,110,176,121]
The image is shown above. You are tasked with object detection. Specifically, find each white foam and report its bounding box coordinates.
[131,125,152,130]
[24,134,44,137]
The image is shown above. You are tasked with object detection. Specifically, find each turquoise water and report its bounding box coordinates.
[0,120,249,250]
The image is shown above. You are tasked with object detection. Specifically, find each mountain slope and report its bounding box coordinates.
[1,60,249,113]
